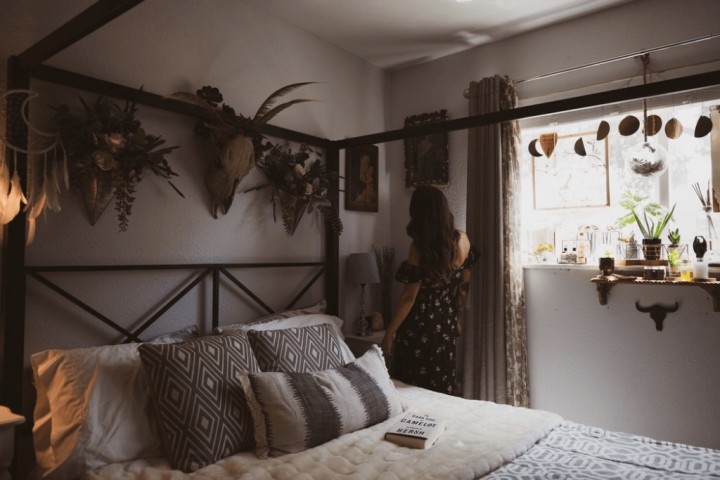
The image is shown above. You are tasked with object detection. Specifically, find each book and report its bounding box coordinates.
[384,412,445,449]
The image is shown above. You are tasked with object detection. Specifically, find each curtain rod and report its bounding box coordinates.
[516,33,720,85]
[463,33,720,98]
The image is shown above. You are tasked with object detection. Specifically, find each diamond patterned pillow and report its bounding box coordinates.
[248,323,345,372]
[138,331,260,472]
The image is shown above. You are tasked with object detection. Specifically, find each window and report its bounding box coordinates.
[519,92,720,265]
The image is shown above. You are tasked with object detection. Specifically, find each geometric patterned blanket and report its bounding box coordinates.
[485,421,720,479]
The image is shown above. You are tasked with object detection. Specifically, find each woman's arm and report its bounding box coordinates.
[381,244,421,356]
[381,282,420,356]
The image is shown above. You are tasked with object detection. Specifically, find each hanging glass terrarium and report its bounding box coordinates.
[625,54,668,179]
[627,140,668,177]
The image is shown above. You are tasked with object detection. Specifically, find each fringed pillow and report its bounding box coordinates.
[241,345,403,458]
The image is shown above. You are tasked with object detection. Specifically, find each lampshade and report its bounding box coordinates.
[346,252,380,285]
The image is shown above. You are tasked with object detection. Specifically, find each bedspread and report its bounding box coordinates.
[486,420,720,479]
[86,382,562,480]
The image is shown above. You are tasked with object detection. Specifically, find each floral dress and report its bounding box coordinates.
[392,246,478,396]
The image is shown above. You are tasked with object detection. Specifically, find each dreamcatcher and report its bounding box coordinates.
[0,89,67,244]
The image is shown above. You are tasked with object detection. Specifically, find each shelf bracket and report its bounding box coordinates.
[595,282,615,305]
[635,301,680,331]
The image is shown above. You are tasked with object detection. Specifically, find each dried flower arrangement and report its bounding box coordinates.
[51,95,182,231]
[251,142,342,236]
[170,83,315,218]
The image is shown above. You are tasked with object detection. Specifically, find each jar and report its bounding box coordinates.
[693,257,709,280]
[680,260,694,281]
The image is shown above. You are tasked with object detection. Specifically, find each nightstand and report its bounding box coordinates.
[345,329,385,357]
[0,406,24,480]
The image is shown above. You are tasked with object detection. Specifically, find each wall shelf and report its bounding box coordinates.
[591,275,720,331]
[591,275,720,311]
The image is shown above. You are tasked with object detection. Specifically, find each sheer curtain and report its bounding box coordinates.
[462,75,529,407]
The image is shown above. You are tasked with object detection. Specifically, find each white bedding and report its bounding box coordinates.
[86,381,562,480]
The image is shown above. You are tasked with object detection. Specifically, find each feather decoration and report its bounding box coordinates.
[252,82,317,121]
[25,189,46,245]
[173,83,318,217]
[0,158,28,225]
[43,158,61,212]
[0,89,63,230]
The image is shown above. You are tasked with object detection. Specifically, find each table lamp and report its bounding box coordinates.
[346,252,380,336]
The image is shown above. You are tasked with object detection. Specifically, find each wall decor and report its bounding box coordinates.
[51,95,182,231]
[532,131,609,210]
[254,142,342,236]
[345,144,378,212]
[403,109,449,187]
[170,83,316,218]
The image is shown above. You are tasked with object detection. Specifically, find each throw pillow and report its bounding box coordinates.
[241,345,403,458]
[138,331,260,472]
[247,323,345,372]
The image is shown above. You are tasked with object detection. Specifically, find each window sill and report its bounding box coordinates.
[523,263,598,270]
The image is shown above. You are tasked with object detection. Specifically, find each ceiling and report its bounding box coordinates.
[252,0,635,71]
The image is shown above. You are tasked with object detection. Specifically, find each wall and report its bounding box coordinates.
[0,0,390,359]
[385,0,720,449]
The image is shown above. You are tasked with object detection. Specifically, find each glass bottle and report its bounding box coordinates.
[680,260,694,282]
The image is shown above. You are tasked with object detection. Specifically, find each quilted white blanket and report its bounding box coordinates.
[86,382,562,480]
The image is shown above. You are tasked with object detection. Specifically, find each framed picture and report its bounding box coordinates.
[345,144,379,212]
[404,110,449,187]
[532,131,609,210]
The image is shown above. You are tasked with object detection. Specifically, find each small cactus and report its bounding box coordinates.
[667,228,681,245]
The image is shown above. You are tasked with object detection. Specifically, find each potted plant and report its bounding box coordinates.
[631,203,676,260]
[616,191,676,261]
[599,250,614,276]
[667,228,681,247]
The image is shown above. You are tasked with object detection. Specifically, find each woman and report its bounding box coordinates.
[381,186,477,396]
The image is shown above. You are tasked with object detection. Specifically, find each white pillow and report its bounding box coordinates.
[222,313,355,363]
[31,328,198,479]
[213,300,327,334]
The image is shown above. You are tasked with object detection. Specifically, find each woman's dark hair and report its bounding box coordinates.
[406,186,459,280]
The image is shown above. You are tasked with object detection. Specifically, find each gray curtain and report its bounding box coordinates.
[462,75,529,407]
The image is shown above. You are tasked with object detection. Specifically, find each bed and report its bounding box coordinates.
[27,307,720,480]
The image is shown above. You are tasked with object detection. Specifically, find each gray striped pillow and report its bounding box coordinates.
[241,345,403,458]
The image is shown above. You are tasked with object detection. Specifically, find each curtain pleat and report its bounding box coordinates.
[463,75,529,407]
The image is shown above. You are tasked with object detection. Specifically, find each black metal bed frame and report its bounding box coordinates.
[2,0,720,476]
[26,261,326,343]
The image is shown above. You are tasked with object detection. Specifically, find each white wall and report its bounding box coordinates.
[385,0,720,449]
[0,0,390,357]
[526,266,720,449]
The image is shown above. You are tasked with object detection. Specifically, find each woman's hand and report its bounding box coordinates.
[381,331,394,357]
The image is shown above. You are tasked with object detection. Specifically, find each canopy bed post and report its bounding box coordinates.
[2,0,148,415]
[324,145,340,316]
[1,56,30,414]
